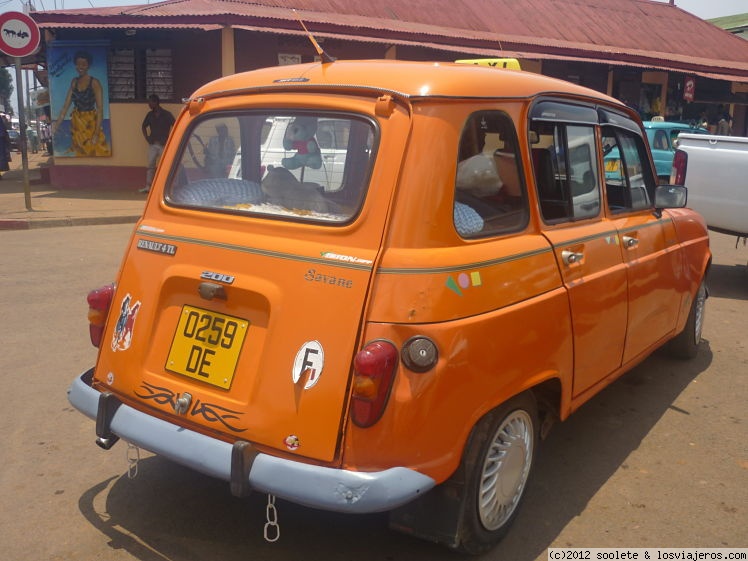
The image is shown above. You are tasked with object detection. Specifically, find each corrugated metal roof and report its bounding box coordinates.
[709,13,748,29]
[40,21,223,30]
[234,24,748,84]
[30,0,748,79]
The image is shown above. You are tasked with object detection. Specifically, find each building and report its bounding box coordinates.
[710,13,748,41]
[10,0,748,189]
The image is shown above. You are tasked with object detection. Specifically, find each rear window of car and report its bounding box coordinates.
[166,112,377,224]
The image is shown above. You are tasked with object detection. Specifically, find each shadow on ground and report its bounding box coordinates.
[708,263,748,301]
[75,341,712,561]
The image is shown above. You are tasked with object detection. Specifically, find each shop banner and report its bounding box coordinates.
[48,41,112,157]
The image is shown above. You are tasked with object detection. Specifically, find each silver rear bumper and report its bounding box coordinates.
[67,369,435,513]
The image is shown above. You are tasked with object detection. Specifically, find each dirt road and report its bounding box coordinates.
[0,225,745,560]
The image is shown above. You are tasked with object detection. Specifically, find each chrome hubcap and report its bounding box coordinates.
[478,410,534,531]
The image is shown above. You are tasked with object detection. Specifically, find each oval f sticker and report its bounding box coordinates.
[292,340,324,390]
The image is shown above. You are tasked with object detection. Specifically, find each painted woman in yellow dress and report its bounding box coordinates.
[52,51,111,157]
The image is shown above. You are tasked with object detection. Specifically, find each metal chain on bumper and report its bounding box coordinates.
[126,443,140,479]
[263,494,280,543]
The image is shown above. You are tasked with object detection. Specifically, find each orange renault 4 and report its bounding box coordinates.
[69,59,710,554]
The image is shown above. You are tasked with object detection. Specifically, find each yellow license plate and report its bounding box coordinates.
[605,159,620,172]
[166,306,249,389]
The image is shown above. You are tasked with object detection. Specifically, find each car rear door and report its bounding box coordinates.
[94,97,412,465]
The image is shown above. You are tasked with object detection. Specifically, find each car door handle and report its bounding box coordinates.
[562,250,584,266]
[622,235,639,248]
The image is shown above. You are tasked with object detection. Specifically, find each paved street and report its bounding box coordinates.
[0,224,745,560]
[0,151,144,230]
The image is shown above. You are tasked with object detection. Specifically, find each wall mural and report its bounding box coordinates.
[48,41,112,158]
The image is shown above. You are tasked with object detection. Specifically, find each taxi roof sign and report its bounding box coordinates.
[455,58,521,70]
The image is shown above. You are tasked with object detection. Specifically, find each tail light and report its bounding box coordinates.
[671,149,688,185]
[87,284,115,347]
[351,340,399,428]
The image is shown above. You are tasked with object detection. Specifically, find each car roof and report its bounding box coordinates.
[643,121,706,131]
[191,59,624,107]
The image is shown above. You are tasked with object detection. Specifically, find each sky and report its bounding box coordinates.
[651,0,747,19]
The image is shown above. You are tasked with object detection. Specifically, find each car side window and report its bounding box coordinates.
[653,130,668,150]
[453,111,528,238]
[602,126,656,213]
[530,122,600,223]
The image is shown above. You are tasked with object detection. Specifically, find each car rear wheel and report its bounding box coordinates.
[455,392,538,554]
[668,280,706,359]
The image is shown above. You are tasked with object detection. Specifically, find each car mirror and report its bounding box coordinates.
[654,184,687,209]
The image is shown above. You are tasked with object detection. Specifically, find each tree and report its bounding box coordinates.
[0,67,15,115]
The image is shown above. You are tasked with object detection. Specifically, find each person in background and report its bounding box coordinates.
[27,125,40,154]
[716,113,732,136]
[40,123,52,155]
[0,116,10,179]
[51,50,111,157]
[698,112,708,130]
[140,94,175,193]
[204,123,236,177]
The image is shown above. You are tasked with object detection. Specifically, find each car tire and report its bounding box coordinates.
[668,280,706,359]
[454,392,538,555]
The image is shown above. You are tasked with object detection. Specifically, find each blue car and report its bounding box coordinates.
[643,120,709,181]
[604,120,708,183]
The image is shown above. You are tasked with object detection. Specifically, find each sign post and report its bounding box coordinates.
[0,11,41,211]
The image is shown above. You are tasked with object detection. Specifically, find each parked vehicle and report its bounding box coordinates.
[68,59,711,554]
[605,120,708,183]
[644,120,709,181]
[7,129,20,151]
[672,132,748,237]
[227,116,350,191]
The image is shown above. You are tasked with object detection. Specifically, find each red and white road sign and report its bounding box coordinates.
[0,11,40,58]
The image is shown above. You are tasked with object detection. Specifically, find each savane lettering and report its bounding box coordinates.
[304,268,353,288]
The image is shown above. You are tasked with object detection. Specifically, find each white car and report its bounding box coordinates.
[229,116,352,192]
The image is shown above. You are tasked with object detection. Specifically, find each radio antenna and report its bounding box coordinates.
[293,9,336,64]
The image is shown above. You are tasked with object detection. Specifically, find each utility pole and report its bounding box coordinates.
[0,12,40,211]
[14,60,32,210]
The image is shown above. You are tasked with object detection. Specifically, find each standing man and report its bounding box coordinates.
[716,113,732,136]
[140,94,175,193]
[27,125,40,154]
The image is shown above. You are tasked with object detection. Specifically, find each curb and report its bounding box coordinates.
[0,215,141,231]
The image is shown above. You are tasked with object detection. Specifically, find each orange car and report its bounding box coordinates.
[69,59,710,553]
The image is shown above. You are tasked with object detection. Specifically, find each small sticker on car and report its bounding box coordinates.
[284,435,301,451]
[111,294,141,352]
[292,340,324,390]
